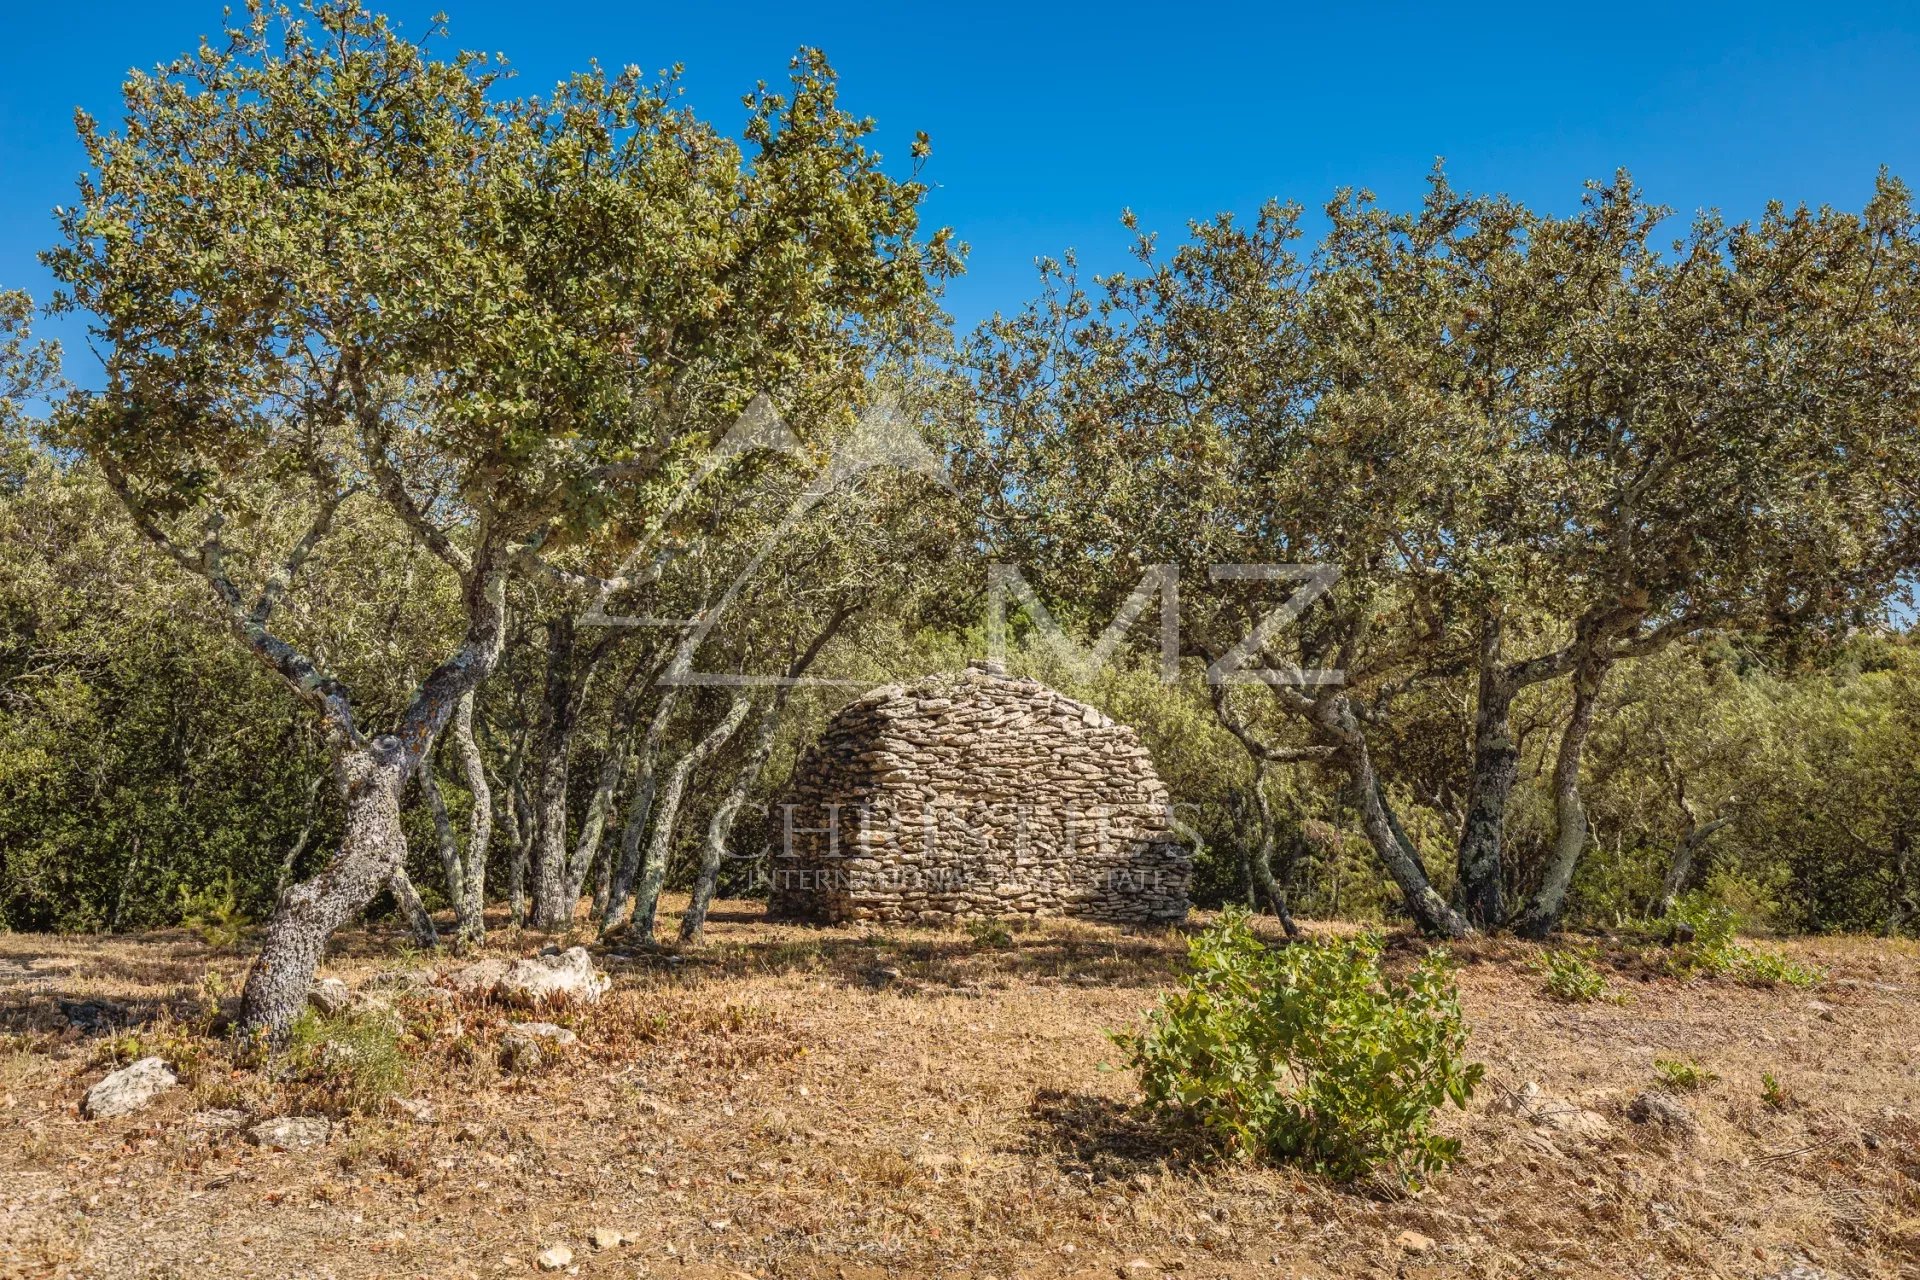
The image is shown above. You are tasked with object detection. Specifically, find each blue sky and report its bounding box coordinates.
[4,1,1919,374]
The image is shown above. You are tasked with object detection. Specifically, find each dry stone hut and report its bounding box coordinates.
[767,662,1190,925]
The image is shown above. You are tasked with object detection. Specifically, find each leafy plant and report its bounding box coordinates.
[177,878,251,953]
[285,1009,407,1114]
[1114,910,1483,1187]
[1653,1057,1717,1091]
[1665,894,1823,988]
[1760,1071,1792,1110]
[966,919,1015,950]
[1534,946,1616,1003]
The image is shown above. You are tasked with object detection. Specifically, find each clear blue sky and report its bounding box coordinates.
[5,1,1920,376]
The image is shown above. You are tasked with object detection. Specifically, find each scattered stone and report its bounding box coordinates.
[768,667,1191,926]
[390,1096,436,1123]
[535,1243,574,1271]
[499,1031,545,1074]
[246,1116,332,1150]
[589,1227,623,1250]
[1535,1102,1614,1141]
[365,968,436,991]
[1627,1090,1699,1135]
[187,1108,250,1134]
[444,957,510,997]
[1491,1082,1611,1141]
[506,1020,578,1046]
[451,948,609,1007]
[495,947,610,1007]
[59,997,131,1035]
[307,977,351,1016]
[1396,1229,1436,1253]
[82,1056,179,1119]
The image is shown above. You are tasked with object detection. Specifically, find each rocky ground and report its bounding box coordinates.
[1,901,1916,1279]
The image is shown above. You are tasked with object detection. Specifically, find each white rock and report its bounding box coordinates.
[82,1056,179,1119]
[535,1243,574,1270]
[307,977,351,1016]
[588,1226,623,1250]
[495,947,610,1006]
[246,1115,333,1150]
[507,1020,578,1045]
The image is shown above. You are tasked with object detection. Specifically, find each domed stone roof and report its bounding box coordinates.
[767,662,1190,925]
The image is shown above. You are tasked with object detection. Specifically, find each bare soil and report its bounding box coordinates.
[2,901,1916,1279]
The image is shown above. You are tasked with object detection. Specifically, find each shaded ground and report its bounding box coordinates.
[2,900,1917,1279]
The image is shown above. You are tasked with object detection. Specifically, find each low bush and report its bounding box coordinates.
[285,1008,408,1114]
[1114,910,1482,1188]
[1665,894,1823,989]
[1653,1056,1717,1091]
[1534,946,1616,1003]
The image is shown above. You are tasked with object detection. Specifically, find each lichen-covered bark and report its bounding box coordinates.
[1516,655,1611,938]
[238,744,407,1035]
[629,694,752,941]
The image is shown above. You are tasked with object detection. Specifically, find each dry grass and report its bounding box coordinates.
[2,902,1917,1279]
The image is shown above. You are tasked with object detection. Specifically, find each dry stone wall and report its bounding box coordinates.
[768,662,1190,924]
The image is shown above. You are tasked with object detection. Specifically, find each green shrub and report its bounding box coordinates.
[1653,1056,1716,1091]
[965,918,1015,950]
[1665,893,1823,988]
[1114,910,1482,1187]
[178,877,251,952]
[1760,1070,1792,1109]
[1533,946,1615,1003]
[285,1009,407,1114]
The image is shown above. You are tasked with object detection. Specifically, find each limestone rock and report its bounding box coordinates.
[588,1227,623,1250]
[535,1243,574,1271]
[82,1056,179,1119]
[1396,1229,1435,1253]
[495,948,609,1006]
[307,977,351,1016]
[246,1115,332,1150]
[507,1020,578,1045]
[1627,1090,1699,1135]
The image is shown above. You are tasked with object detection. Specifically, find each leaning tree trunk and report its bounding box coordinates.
[238,744,408,1035]
[602,684,685,932]
[446,690,491,941]
[1241,764,1301,938]
[1657,814,1730,917]
[630,694,753,941]
[1516,656,1610,938]
[388,864,439,949]
[1455,615,1518,929]
[681,695,777,943]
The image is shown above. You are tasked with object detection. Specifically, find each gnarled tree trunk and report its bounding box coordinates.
[1516,654,1610,938]
[629,693,753,941]
[238,743,408,1034]
[1455,614,1517,928]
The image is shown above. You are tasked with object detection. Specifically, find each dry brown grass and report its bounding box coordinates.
[2,902,1917,1279]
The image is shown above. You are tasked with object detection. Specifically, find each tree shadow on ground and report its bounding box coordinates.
[603,920,1196,997]
[1020,1087,1210,1181]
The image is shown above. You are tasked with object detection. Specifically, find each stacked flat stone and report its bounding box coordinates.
[768,661,1190,925]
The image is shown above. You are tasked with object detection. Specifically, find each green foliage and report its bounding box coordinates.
[1533,946,1615,1004]
[285,1009,408,1114]
[1665,893,1824,988]
[177,878,252,952]
[1653,1057,1717,1091]
[1115,910,1483,1187]
[1760,1071,1792,1110]
[965,918,1015,950]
